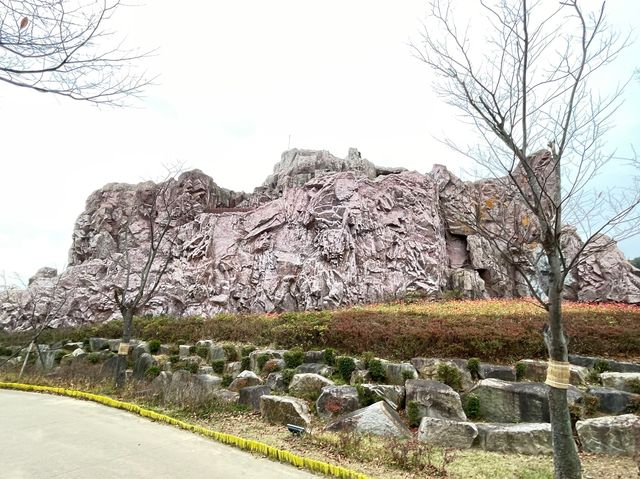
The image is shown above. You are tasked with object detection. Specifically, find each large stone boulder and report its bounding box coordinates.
[228,370,262,392]
[357,384,406,410]
[260,395,311,428]
[474,423,553,455]
[569,355,640,373]
[466,379,583,423]
[479,363,516,382]
[418,417,478,449]
[325,401,411,437]
[600,372,640,393]
[405,379,466,421]
[516,359,587,386]
[132,352,156,380]
[289,373,334,400]
[295,363,335,377]
[576,414,640,456]
[587,387,640,415]
[316,386,360,419]
[238,385,272,411]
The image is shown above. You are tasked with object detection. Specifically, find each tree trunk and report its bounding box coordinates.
[114,308,134,389]
[547,251,582,479]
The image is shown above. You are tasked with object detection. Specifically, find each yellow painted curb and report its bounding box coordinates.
[0,382,371,479]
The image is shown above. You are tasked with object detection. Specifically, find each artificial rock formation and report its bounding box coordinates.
[1,148,639,331]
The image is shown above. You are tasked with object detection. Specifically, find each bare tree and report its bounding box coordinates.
[0,270,70,376]
[104,170,189,387]
[0,0,151,104]
[413,1,639,478]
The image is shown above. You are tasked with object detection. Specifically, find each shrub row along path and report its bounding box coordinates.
[0,390,318,478]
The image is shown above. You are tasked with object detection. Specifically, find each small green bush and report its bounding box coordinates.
[516,362,527,381]
[282,368,295,389]
[86,352,101,364]
[241,345,256,357]
[145,365,161,378]
[355,384,377,407]
[593,359,610,373]
[626,397,640,414]
[223,344,239,362]
[54,350,67,362]
[336,356,357,383]
[361,351,375,369]
[323,348,336,366]
[402,370,415,382]
[368,359,386,382]
[464,394,481,419]
[168,354,180,364]
[0,346,12,356]
[283,347,305,369]
[406,400,421,427]
[195,345,210,359]
[240,356,251,371]
[628,378,640,394]
[256,353,269,372]
[221,374,233,388]
[212,359,225,374]
[167,345,180,356]
[467,357,481,379]
[437,363,462,391]
[148,339,161,355]
[586,369,602,385]
[174,361,198,374]
[188,345,196,354]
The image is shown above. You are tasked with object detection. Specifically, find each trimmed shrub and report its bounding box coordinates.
[283,347,304,369]
[368,359,386,383]
[145,365,161,378]
[355,384,377,407]
[148,339,161,354]
[195,345,210,359]
[467,357,481,379]
[212,359,225,374]
[593,359,610,373]
[86,352,101,364]
[256,353,269,372]
[361,351,374,369]
[223,344,239,362]
[336,356,357,383]
[437,363,462,391]
[323,348,336,366]
[406,400,421,427]
[516,362,527,381]
[240,356,251,371]
[221,374,233,388]
[282,368,295,389]
[628,378,640,394]
[241,345,256,357]
[464,394,481,419]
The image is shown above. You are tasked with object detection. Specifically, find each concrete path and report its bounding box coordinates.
[0,389,319,478]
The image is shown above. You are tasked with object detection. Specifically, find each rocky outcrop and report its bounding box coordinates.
[2,147,639,331]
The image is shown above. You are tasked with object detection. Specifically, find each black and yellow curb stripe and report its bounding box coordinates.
[0,382,371,479]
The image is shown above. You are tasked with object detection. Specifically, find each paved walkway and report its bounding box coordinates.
[0,390,318,478]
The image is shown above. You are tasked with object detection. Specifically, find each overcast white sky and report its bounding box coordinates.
[1,0,639,281]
